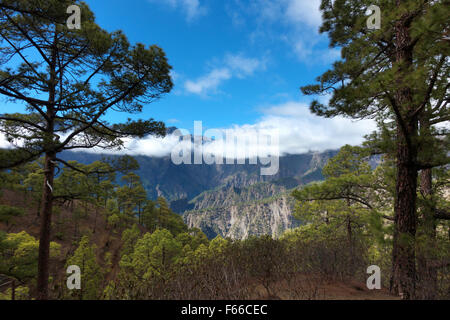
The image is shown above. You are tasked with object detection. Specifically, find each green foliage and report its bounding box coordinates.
[121,224,142,256]
[0,231,60,282]
[133,230,181,276]
[0,205,24,226]
[65,236,103,300]
[0,285,30,300]
[291,145,397,278]
[116,173,146,217]
[292,145,391,231]
[0,1,173,297]
[302,0,448,122]
[142,197,188,235]
[175,228,209,251]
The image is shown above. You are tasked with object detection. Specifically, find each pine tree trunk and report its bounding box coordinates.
[391,129,418,299]
[416,113,437,299]
[36,30,58,300]
[36,152,56,300]
[389,5,419,299]
[346,198,354,274]
[138,203,141,225]
[416,168,437,299]
[347,215,353,245]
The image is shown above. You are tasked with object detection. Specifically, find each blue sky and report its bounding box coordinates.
[85,0,340,128]
[0,0,377,156]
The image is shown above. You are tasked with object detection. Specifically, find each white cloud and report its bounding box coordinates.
[285,0,322,29]
[121,134,182,157]
[147,0,206,21]
[281,0,335,64]
[0,101,377,160]
[60,100,376,159]
[184,68,231,95]
[224,54,264,78]
[243,0,322,28]
[169,70,181,83]
[255,101,377,154]
[184,53,266,96]
[167,118,181,124]
[63,133,184,158]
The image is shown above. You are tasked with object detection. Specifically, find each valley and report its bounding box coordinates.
[62,150,338,239]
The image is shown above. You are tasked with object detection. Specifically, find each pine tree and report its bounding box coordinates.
[116,172,147,222]
[66,235,103,300]
[301,0,449,299]
[0,1,172,299]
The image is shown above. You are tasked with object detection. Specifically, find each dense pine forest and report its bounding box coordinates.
[0,0,449,301]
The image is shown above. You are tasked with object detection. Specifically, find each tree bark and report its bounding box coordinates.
[416,112,438,299]
[416,167,437,299]
[36,151,56,300]
[36,29,58,300]
[346,215,355,273]
[346,197,354,274]
[390,124,418,299]
[390,7,418,299]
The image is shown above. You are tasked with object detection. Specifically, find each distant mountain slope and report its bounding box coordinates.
[61,149,338,238]
[62,150,337,203]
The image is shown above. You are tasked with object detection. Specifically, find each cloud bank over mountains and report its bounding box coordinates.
[1,101,376,159]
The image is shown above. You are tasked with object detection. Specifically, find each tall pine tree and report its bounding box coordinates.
[301,0,449,298]
[0,1,172,299]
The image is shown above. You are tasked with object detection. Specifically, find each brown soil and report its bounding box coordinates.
[251,274,399,300]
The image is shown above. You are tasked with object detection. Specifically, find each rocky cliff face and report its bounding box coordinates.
[184,184,298,239]
[182,176,305,239]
